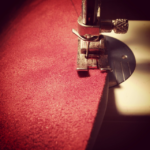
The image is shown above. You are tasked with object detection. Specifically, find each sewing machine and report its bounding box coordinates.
[72,0,136,87]
[71,1,150,149]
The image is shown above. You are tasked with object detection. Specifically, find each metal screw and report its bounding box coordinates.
[122,55,128,59]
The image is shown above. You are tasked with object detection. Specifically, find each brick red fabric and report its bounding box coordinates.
[0,0,107,149]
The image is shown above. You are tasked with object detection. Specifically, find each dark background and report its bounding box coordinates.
[0,0,149,150]
[0,0,150,32]
[101,0,150,20]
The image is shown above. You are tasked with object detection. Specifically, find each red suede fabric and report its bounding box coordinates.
[0,0,107,149]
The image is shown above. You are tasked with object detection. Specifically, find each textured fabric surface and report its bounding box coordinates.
[0,0,107,149]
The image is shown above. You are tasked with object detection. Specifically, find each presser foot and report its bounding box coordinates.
[77,37,111,72]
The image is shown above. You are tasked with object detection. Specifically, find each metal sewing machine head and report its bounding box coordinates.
[72,0,128,71]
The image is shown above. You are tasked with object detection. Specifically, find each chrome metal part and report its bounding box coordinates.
[77,39,88,71]
[98,55,111,71]
[77,43,98,71]
[78,16,100,36]
[82,0,87,24]
[97,6,100,17]
[85,40,90,58]
[72,29,99,42]
[88,59,97,68]
[113,19,128,34]
[100,19,128,33]
[77,36,111,71]
[80,35,105,53]
[78,17,129,36]
[100,20,113,33]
